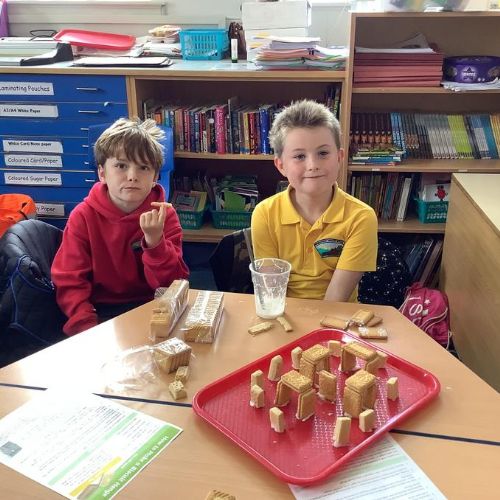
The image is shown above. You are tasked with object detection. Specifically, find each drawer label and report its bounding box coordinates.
[5,154,63,168]
[0,104,58,118]
[3,139,63,153]
[35,202,65,217]
[0,81,54,96]
[4,172,62,186]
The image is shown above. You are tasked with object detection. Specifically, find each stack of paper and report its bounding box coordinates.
[253,36,347,70]
[353,33,444,87]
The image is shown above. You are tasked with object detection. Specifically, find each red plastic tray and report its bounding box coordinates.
[193,329,440,485]
[54,29,136,50]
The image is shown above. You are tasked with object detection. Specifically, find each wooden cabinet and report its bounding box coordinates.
[347,11,500,234]
[126,61,348,242]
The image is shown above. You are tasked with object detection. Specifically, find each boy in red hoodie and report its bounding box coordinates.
[52,118,189,335]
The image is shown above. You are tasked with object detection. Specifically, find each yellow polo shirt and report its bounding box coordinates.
[251,184,378,301]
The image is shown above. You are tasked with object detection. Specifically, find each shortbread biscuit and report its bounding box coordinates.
[251,369,264,389]
[320,315,348,330]
[268,355,283,381]
[366,315,383,327]
[387,377,399,400]
[376,351,388,368]
[291,346,302,369]
[281,370,313,393]
[358,326,388,340]
[318,370,336,401]
[296,388,316,421]
[269,407,285,433]
[327,340,342,357]
[333,416,351,447]
[277,316,293,332]
[349,309,374,327]
[175,365,190,383]
[205,490,236,500]
[359,409,375,432]
[248,321,273,336]
[250,384,265,408]
[168,380,187,400]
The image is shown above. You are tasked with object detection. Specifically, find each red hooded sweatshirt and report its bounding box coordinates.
[52,183,189,335]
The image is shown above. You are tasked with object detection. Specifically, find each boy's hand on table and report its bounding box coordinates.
[140,202,171,248]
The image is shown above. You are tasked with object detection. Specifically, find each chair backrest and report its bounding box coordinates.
[88,123,175,199]
[209,228,254,294]
[0,219,66,366]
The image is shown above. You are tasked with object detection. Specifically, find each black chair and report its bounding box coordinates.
[208,228,254,294]
[0,219,66,367]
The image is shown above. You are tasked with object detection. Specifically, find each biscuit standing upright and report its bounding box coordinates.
[268,355,283,381]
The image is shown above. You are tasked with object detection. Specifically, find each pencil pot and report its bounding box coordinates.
[179,29,229,60]
[210,209,252,230]
[415,198,448,223]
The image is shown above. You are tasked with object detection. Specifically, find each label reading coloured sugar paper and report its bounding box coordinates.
[36,203,65,217]
[0,81,54,96]
[4,172,62,186]
[0,104,58,118]
[3,139,63,153]
[5,154,62,168]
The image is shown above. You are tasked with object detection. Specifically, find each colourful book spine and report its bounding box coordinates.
[214,104,227,154]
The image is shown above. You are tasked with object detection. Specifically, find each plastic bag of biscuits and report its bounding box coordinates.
[150,279,190,341]
[182,291,224,343]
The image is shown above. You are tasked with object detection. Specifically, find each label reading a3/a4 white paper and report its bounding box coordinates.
[36,203,65,217]
[4,172,62,186]
[0,103,58,118]
[3,139,63,153]
[5,154,62,168]
[0,81,54,96]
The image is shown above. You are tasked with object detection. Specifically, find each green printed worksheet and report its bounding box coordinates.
[0,389,182,499]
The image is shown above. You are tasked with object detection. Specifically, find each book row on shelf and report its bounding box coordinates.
[349,112,500,163]
[349,172,450,223]
[143,84,341,155]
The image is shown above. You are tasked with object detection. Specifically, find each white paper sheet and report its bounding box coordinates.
[289,434,445,500]
[0,389,182,499]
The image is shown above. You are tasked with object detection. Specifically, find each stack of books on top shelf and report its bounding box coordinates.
[353,33,444,88]
[252,36,348,71]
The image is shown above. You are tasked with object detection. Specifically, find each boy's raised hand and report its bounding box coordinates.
[140,202,171,248]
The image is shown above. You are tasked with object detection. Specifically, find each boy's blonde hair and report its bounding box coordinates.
[94,118,165,173]
[269,99,341,157]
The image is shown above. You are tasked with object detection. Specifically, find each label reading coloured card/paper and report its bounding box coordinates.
[5,154,63,168]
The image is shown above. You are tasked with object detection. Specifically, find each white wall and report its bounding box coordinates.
[7,0,352,46]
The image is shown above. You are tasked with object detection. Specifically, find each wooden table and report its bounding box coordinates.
[1,292,499,499]
[441,173,500,391]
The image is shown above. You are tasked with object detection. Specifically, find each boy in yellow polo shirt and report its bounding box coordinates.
[251,100,377,302]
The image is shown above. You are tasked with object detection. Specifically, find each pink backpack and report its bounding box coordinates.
[399,283,451,348]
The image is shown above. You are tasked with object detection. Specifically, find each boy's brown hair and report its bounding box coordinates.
[269,99,341,157]
[94,118,165,173]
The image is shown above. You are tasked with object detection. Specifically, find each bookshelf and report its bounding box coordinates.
[127,61,348,243]
[347,11,500,235]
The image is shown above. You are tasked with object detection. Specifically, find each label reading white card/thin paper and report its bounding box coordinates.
[4,172,62,186]
[3,139,63,153]
[36,203,65,217]
[5,154,63,168]
[0,81,54,96]
[0,103,58,118]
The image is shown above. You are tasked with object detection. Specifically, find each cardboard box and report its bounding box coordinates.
[242,1,311,30]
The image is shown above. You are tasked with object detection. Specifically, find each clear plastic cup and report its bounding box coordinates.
[249,258,291,319]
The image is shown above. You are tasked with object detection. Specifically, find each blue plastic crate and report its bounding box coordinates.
[179,29,229,60]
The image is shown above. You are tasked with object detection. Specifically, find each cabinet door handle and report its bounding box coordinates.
[76,87,99,91]
[78,110,101,114]
[80,127,89,132]
[85,179,95,183]
[82,144,89,148]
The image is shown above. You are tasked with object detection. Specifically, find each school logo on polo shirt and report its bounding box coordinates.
[314,238,344,258]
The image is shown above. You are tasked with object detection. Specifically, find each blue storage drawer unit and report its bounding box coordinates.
[0,72,128,227]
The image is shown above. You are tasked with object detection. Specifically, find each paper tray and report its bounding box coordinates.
[193,328,440,485]
[54,29,136,50]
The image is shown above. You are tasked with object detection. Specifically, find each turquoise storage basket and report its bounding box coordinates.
[416,198,448,223]
[210,209,252,230]
[180,28,229,61]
